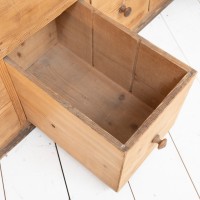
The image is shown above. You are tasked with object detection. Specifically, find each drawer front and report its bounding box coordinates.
[92,0,149,29]
[149,0,167,11]
[0,0,77,59]
[7,64,124,191]
[0,102,21,148]
[0,77,10,110]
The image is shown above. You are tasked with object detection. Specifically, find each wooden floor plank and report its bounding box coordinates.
[161,0,200,76]
[0,128,69,200]
[169,79,200,196]
[139,15,187,63]
[129,135,199,200]
[0,164,5,200]
[158,0,200,195]
[57,146,135,200]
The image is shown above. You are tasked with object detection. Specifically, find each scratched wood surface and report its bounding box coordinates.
[0,0,199,199]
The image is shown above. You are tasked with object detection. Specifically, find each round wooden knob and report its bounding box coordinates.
[152,135,167,150]
[119,4,126,13]
[124,7,132,17]
[119,5,132,17]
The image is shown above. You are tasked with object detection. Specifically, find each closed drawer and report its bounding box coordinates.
[0,77,10,110]
[0,102,21,148]
[5,1,196,191]
[92,0,149,29]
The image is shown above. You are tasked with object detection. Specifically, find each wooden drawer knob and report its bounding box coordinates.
[152,135,167,149]
[119,1,132,17]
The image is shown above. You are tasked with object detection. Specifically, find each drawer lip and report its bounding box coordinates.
[5,56,196,152]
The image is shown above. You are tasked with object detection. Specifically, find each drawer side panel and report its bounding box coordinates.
[118,72,196,190]
[7,64,124,191]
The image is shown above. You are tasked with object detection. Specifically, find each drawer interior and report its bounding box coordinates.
[6,2,188,144]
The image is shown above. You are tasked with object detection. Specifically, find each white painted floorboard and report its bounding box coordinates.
[57,146,134,200]
[129,135,199,200]
[139,0,200,197]
[161,0,200,75]
[0,165,5,200]
[169,79,200,196]
[0,129,69,200]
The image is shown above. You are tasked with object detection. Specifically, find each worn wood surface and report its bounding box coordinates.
[0,77,10,110]
[0,102,21,148]
[56,1,93,65]
[26,44,152,143]
[150,0,166,11]
[119,70,196,190]
[92,0,149,29]
[131,39,187,108]
[0,60,26,126]
[0,122,35,158]
[0,0,77,59]
[8,22,57,70]
[84,0,171,32]
[134,0,172,32]
[7,63,125,191]
[93,11,139,90]
[57,146,134,200]
[0,0,199,198]
[4,1,196,191]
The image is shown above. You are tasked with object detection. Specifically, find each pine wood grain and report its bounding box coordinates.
[131,39,188,108]
[25,44,153,144]
[8,22,57,70]
[149,0,166,11]
[57,146,134,199]
[0,77,10,110]
[6,64,125,191]
[56,1,93,65]
[0,0,77,59]
[4,1,196,191]
[0,102,21,148]
[93,11,139,90]
[0,59,26,126]
[92,0,149,30]
[119,70,196,190]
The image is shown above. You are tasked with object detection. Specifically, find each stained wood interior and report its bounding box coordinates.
[7,2,187,143]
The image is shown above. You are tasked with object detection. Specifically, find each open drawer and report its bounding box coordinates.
[4,1,196,191]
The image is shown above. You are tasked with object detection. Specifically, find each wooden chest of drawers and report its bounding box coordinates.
[0,0,196,192]
[84,0,172,31]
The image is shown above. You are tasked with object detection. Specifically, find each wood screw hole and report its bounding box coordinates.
[51,124,56,128]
